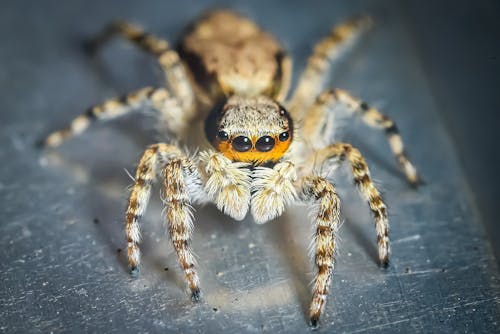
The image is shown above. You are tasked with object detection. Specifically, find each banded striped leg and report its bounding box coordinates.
[88,21,195,112]
[126,143,173,274]
[163,158,201,301]
[299,176,341,328]
[313,143,389,266]
[87,20,170,56]
[317,89,420,185]
[43,87,176,147]
[288,16,372,115]
[125,143,202,301]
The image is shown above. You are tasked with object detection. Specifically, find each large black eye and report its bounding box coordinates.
[232,136,252,152]
[256,136,275,152]
[217,130,229,141]
[279,132,290,142]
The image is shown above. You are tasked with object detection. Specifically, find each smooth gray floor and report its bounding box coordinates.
[1,0,499,333]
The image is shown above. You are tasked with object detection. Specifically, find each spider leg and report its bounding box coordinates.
[274,53,292,103]
[288,16,372,114]
[313,89,421,185]
[163,156,202,301]
[42,87,179,147]
[298,176,341,329]
[126,143,202,300]
[86,20,169,56]
[87,21,195,112]
[308,143,389,266]
[126,143,170,273]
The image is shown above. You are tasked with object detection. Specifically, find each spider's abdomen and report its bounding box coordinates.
[179,10,289,100]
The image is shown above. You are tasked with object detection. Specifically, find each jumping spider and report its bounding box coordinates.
[43,10,420,328]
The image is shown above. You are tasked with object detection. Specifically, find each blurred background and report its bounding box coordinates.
[403,1,500,264]
[1,0,499,333]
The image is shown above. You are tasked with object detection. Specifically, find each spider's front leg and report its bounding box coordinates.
[126,143,202,300]
[309,143,390,266]
[163,155,202,300]
[298,176,341,329]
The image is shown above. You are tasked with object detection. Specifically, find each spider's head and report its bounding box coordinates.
[205,95,293,164]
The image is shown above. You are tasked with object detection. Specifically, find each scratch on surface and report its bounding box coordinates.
[65,253,92,267]
[347,297,500,333]
[392,234,421,244]
[346,317,414,333]
[443,297,500,312]
[72,282,93,289]
[403,268,444,275]
[60,242,81,253]
[385,268,445,278]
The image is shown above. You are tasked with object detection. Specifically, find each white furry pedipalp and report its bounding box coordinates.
[199,150,252,220]
[251,161,297,224]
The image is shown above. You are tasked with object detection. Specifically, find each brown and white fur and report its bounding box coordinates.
[43,10,420,329]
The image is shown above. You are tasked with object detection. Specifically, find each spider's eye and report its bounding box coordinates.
[217,130,229,141]
[279,106,287,116]
[256,136,275,152]
[279,131,290,142]
[232,136,252,152]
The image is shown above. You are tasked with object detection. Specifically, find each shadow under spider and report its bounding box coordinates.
[267,211,313,322]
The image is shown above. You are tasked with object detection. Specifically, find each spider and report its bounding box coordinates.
[43,10,420,328]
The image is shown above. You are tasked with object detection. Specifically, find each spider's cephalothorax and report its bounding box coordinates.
[43,10,420,328]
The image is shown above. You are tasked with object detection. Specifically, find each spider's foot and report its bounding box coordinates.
[381,257,390,269]
[191,288,202,302]
[409,175,426,189]
[129,266,139,277]
[404,163,425,188]
[309,316,320,330]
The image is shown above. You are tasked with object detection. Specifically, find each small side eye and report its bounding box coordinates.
[279,132,290,141]
[279,107,287,116]
[217,131,229,141]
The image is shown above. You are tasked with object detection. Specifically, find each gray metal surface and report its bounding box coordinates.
[1,0,499,333]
